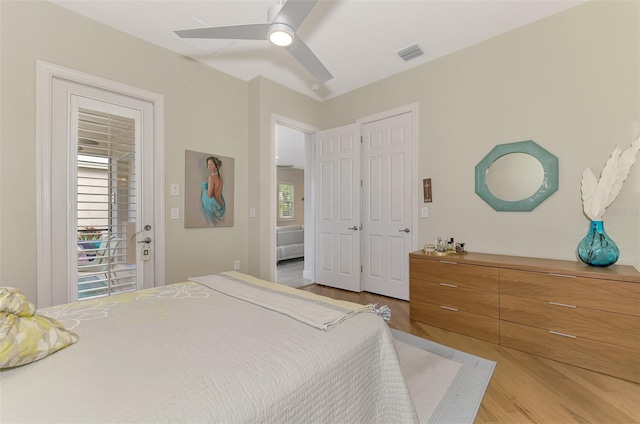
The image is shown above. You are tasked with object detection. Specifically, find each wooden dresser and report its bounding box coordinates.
[409,251,640,383]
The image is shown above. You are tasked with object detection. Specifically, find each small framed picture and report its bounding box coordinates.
[423,178,432,203]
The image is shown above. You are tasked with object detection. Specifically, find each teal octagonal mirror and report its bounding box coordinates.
[475,140,558,211]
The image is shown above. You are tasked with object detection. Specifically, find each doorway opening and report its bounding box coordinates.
[275,124,311,288]
[270,114,319,287]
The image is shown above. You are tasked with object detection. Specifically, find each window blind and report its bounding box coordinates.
[278,183,295,219]
[76,107,137,300]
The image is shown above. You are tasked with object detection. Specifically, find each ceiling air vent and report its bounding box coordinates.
[396,44,424,63]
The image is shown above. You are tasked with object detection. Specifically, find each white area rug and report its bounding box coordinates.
[393,329,496,424]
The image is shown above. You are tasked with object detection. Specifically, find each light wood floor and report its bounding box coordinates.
[300,284,640,424]
[276,258,310,288]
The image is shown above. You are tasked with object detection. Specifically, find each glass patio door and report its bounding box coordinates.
[38,64,162,308]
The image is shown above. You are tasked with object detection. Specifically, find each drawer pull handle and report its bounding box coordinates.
[549,330,576,338]
[439,261,458,265]
[440,306,458,312]
[549,301,576,308]
[440,283,458,288]
[548,273,576,278]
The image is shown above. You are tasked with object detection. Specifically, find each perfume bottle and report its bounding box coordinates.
[436,236,444,252]
[446,237,455,253]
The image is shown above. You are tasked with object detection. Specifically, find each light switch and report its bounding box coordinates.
[421,207,429,218]
[170,184,180,196]
[171,208,180,219]
[249,208,256,218]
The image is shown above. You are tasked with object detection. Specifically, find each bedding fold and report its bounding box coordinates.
[189,271,388,330]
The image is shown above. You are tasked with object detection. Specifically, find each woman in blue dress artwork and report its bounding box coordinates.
[201,156,226,224]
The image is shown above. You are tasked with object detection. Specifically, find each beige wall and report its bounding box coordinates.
[0,1,249,300]
[247,77,321,279]
[276,168,305,227]
[1,0,637,306]
[321,1,640,269]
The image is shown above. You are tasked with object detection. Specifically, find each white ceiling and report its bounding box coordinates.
[49,0,584,101]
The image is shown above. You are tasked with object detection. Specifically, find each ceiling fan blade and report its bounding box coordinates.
[273,0,319,31]
[287,36,333,84]
[174,23,270,40]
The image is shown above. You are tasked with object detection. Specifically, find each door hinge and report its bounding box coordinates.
[361,265,363,273]
[360,136,363,143]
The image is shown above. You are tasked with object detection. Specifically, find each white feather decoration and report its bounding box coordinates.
[589,147,620,220]
[604,137,640,209]
[580,168,598,219]
[581,136,640,221]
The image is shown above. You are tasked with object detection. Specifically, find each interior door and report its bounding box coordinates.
[51,78,156,304]
[314,124,361,292]
[361,112,414,300]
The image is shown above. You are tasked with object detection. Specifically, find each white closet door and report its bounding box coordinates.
[314,124,362,292]
[361,112,413,300]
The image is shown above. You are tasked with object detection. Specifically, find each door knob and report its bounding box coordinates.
[138,237,152,243]
[399,228,410,233]
[348,226,359,231]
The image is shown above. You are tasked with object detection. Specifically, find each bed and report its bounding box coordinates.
[1,272,418,423]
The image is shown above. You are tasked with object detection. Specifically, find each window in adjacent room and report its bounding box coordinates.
[278,183,294,219]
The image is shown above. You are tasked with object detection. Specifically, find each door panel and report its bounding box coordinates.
[314,124,361,292]
[362,112,413,300]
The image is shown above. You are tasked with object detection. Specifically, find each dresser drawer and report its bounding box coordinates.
[410,300,499,343]
[410,258,499,292]
[500,295,640,350]
[500,269,640,316]
[411,279,499,318]
[500,321,640,383]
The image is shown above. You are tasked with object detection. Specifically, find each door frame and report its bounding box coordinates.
[36,61,166,308]
[269,114,319,282]
[357,103,419,258]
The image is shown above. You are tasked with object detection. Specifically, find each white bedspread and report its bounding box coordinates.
[1,276,418,423]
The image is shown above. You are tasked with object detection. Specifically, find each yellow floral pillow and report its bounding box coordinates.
[0,287,78,369]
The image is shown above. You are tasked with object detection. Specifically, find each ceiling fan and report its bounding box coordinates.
[174,0,333,84]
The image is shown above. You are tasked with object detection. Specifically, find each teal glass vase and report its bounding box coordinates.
[577,220,619,267]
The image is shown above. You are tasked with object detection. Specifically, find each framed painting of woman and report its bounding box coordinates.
[184,150,235,228]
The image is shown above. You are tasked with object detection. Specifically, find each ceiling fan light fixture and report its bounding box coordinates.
[268,23,294,47]
[174,1,332,82]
